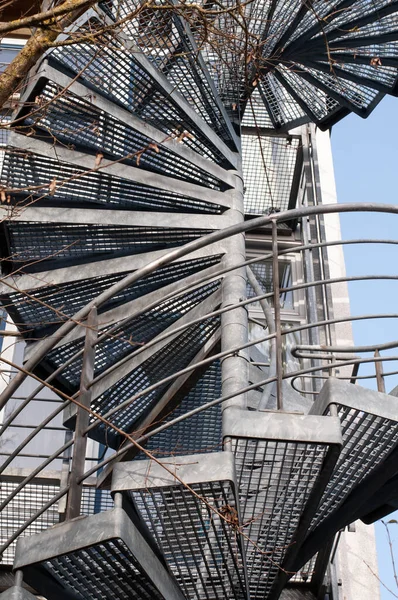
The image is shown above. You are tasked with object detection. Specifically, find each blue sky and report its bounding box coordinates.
[331,95,398,599]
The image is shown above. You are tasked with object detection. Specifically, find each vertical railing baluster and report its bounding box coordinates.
[66,306,97,521]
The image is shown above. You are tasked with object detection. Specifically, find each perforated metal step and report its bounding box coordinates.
[111,452,247,600]
[13,503,186,600]
[223,408,342,599]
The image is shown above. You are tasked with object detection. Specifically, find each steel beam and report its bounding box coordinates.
[7,206,235,230]
[65,307,97,520]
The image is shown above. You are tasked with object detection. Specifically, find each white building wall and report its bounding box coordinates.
[316,127,381,600]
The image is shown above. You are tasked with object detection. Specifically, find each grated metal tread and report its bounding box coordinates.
[4,222,213,273]
[234,437,328,599]
[1,148,224,214]
[242,134,301,215]
[310,379,398,531]
[223,410,342,600]
[140,360,222,458]
[102,0,236,146]
[1,256,221,338]
[48,17,229,165]
[14,505,186,600]
[84,317,220,448]
[21,79,224,191]
[47,280,221,387]
[112,453,247,600]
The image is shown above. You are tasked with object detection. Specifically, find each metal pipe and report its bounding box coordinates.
[375,349,386,394]
[1,352,397,546]
[60,239,398,350]
[84,313,398,433]
[90,274,398,389]
[289,355,398,392]
[65,307,97,520]
[1,202,397,409]
[291,369,398,394]
[0,271,394,437]
[1,270,393,428]
[220,158,249,415]
[3,250,395,417]
[292,339,398,356]
[330,530,343,564]
[1,270,392,451]
[272,219,283,410]
[1,310,397,467]
[14,571,23,588]
[79,354,398,482]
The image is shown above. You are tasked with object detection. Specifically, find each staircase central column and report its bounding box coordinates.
[221,149,249,421]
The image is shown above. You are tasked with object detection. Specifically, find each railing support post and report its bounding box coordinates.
[65,306,97,521]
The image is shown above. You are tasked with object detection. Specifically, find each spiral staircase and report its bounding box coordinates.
[1,1,398,599]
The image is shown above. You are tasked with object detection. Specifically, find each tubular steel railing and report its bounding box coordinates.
[0,204,397,575]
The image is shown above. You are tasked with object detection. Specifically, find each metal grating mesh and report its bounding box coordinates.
[0,482,112,565]
[246,260,293,310]
[317,59,398,89]
[276,65,340,121]
[49,21,228,165]
[296,61,379,111]
[86,317,220,448]
[323,3,398,39]
[81,486,114,517]
[1,148,224,214]
[289,554,318,584]
[242,134,300,215]
[46,280,221,385]
[22,79,223,190]
[257,75,308,131]
[130,480,246,600]
[2,255,221,337]
[241,88,273,129]
[140,360,222,459]
[96,0,398,132]
[105,0,235,146]
[232,437,329,599]
[310,405,398,530]
[5,222,212,272]
[42,539,166,599]
[0,481,60,565]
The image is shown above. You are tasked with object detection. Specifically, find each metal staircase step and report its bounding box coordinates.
[111,452,247,600]
[13,503,186,600]
[223,408,342,599]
